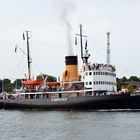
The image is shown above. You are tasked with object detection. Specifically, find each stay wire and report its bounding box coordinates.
[82,29,132,76]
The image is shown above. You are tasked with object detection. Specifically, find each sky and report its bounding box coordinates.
[0,0,140,80]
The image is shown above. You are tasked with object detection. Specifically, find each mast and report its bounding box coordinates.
[23,31,31,80]
[107,32,110,64]
[80,24,84,60]
[76,24,89,63]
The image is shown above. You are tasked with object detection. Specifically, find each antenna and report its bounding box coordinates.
[107,32,110,64]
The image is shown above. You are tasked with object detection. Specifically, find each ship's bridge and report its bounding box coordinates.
[80,63,117,94]
[90,63,116,72]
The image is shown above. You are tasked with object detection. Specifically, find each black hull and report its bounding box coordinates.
[1,94,140,110]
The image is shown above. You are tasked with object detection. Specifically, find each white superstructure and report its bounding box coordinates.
[76,25,117,95]
[80,62,117,94]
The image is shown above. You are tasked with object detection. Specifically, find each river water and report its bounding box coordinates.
[0,110,140,140]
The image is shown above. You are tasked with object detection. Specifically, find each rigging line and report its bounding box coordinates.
[15,54,27,80]
[29,41,48,75]
[21,60,29,80]
[11,50,26,80]
[16,45,28,57]
[32,35,67,48]
[25,35,63,78]
[88,37,130,75]
[82,30,106,53]
[12,59,27,80]
[15,47,29,80]
[81,30,106,61]
[31,56,51,79]
[81,38,107,62]
[31,56,46,74]
[88,40,106,58]
[82,30,132,75]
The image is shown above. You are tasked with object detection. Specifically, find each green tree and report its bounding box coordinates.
[116,77,128,91]
[117,78,121,91]
[0,80,2,92]
[12,79,22,89]
[37,74,57,82]
[127,84,134,93]
[3,78,12,92]
[129,76,140,81]
[37,74,46,81]
[121,76,128,83]
[47,75,57,82]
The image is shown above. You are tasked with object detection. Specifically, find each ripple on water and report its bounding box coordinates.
[0,110,140,140]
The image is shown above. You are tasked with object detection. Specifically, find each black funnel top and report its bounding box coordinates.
[65,56,78,65]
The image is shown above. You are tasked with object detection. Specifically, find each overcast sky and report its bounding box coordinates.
[0,0,140,80]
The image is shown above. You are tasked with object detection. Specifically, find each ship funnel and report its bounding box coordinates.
[62,55,78,83]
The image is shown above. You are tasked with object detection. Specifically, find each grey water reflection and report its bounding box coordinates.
[0,110,140,140]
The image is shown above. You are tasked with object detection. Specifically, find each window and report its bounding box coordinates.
[89,72,92,75]
[89,82,92,85]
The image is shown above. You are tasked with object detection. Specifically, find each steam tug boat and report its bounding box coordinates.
[0,25,140,110]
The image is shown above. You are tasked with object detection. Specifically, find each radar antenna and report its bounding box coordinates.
[107,32,110,64]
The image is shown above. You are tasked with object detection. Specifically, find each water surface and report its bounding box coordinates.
[0,110,140,140]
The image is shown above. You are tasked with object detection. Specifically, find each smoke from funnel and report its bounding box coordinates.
[60,1,75,56]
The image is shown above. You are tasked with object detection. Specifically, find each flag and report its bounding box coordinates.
[85,40,87,49]
[15,45,17,52]
[23,33,25,40]
[75,36,77,46]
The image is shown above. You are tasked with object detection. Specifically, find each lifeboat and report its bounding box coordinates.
[46,82,60,87]
[21,80,44,86]
[21,80,60,87]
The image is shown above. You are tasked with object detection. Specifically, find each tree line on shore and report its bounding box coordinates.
[0,75,140,93]
[117,76,140,92]
[0,74,57,93]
